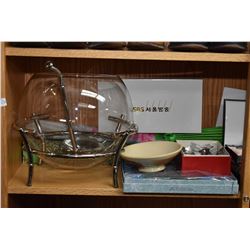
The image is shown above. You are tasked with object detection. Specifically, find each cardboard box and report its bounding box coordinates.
[177,140,231,176]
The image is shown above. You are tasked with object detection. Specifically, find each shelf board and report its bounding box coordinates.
[5,47,250,62]
[8,163,240,199]
[8,163,122,196]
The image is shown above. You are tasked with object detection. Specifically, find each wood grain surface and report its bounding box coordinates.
[8,163,240,200]
[1,42,7,207]
[5,47,250,62]
[240,63,250,207]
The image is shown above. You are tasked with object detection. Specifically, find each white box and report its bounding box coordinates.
[123,79,203,133]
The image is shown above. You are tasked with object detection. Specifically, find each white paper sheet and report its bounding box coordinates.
[122,79,203,133]
[224,100,245,146]
[216,87,246,127]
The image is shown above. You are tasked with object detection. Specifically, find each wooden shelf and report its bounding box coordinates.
[5,46,250,62]
[8,163,121,196]
[3,41,248,207]
[8,163,240,199]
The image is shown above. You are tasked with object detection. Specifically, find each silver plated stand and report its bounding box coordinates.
[18,62,137,188]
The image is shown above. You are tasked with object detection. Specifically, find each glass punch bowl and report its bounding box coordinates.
[15,72,136,169]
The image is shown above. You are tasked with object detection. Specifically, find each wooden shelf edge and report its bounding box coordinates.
[8,164,240,199]
[5,47,250,62]
[8,189,240,199]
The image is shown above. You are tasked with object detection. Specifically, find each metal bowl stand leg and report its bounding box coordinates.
[113,132,130,188]
[19,129,34,186]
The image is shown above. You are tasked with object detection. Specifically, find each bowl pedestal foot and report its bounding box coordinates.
[138,164,166,173]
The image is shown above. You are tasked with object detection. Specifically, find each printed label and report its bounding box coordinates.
[0,98,7,107]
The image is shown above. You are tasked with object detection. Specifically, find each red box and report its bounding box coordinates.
[177,140,231,176]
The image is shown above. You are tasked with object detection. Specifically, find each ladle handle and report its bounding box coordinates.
[45,61,78,152]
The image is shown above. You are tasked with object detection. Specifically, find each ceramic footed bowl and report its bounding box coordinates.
[120,141,182,172]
